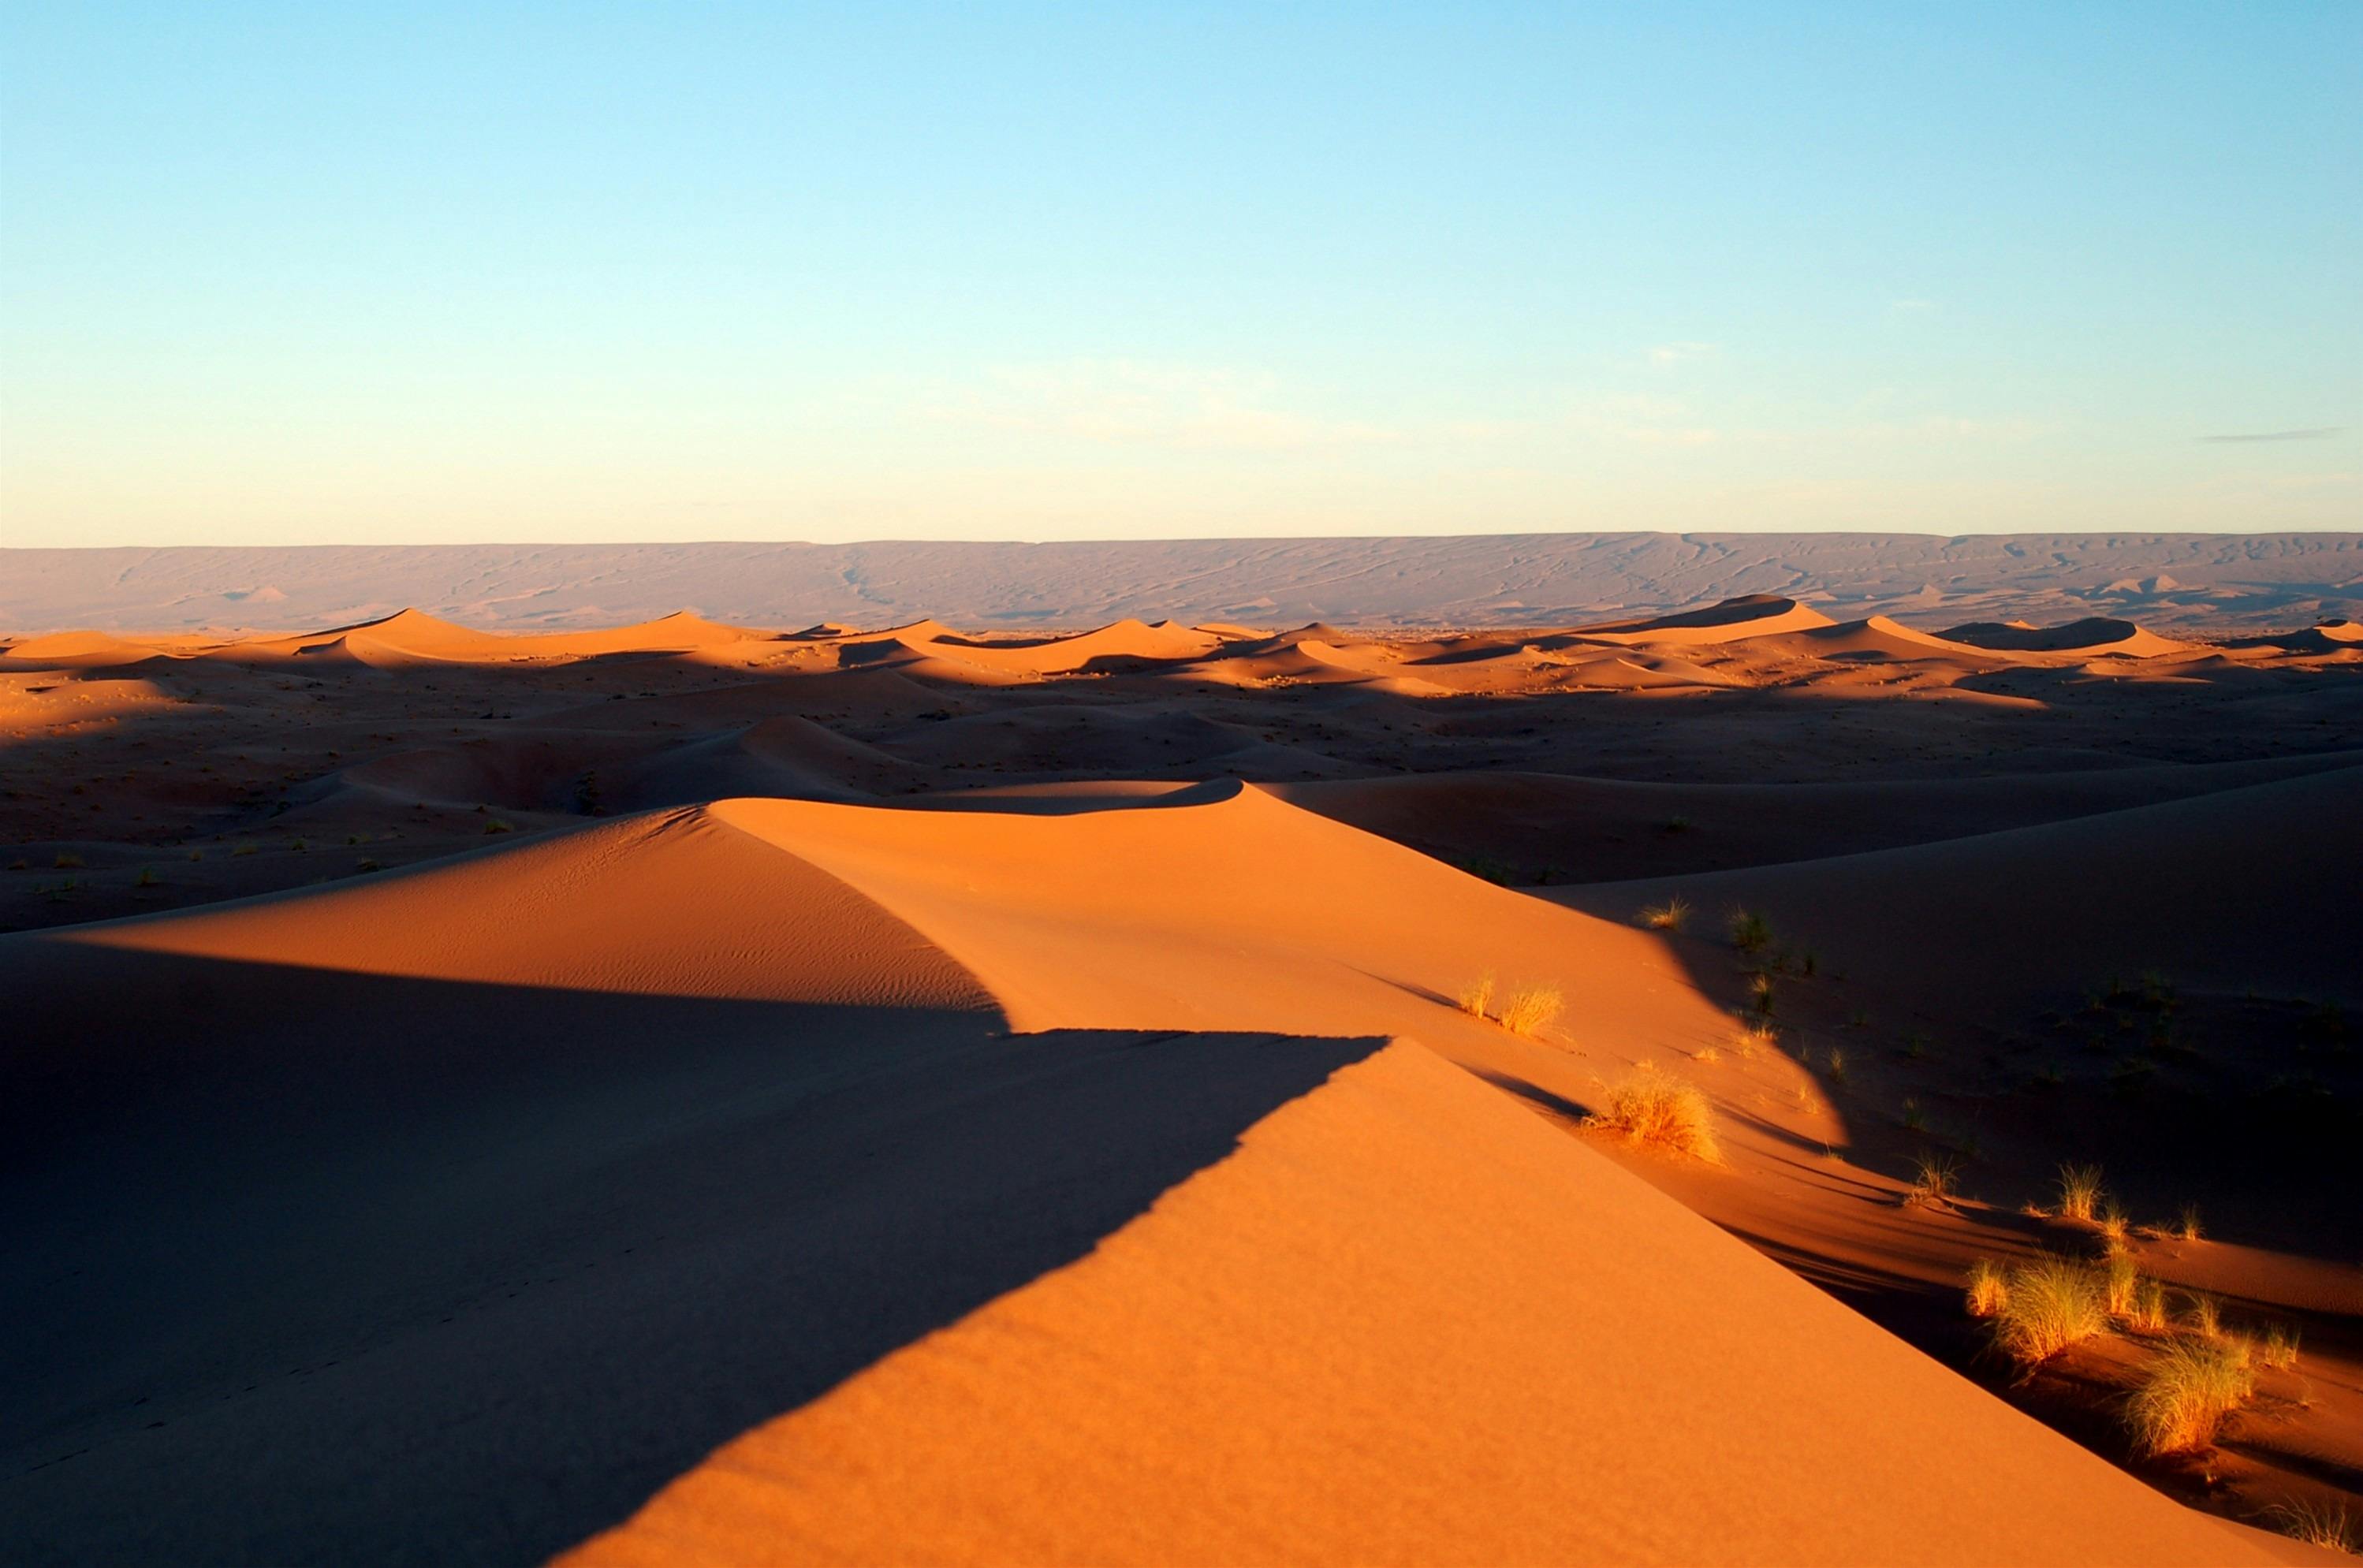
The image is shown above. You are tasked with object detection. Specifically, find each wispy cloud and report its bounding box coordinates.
[2195,426,2341,443]
[922,361,1396,452]
[1646,341,1718,367]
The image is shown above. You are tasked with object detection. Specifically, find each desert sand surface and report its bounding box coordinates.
[6,591,2361,1565]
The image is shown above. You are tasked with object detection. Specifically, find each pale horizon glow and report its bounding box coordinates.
[2,5,2357,548]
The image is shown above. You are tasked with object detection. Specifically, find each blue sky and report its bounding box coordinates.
[3,3,2357,545]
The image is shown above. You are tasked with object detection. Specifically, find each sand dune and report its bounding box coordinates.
[1941,616,2186,657]
[1574,592,1839,644]
[6,786,2318,1565]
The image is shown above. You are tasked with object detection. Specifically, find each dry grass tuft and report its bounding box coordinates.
[2175,1202,2203,1242]
[1455,974,1562,1037]
[1586,1065,1718,1160]
[1966,1258,2009,1318]
[2259,1325,2302,1372]
[1728,907,1771,955]
[2101,1254,2139,1317]
[2185,1292,2223,1340]
[1734,1020,1778,1058]
[1990,1255,2109,1369]
[2267,1499,2357,1555]
[1903,1151,1960,1208]
[1639,896,1690,933]
[1495,985,1563,1038]
[2126,1337,2255,1455]
[2056,1163,2105,1223]
[2127,1277,2170,1334]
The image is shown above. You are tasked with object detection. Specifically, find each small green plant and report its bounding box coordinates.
[1638,896,1690,932]
[2056,1164,2104,1223]
[1728,907,1770,955]
[1966,1258,2009,1318]
[1586,1064,1718,1160]
[1990,1255,2108,1369]
[2126,1337,2254,1455]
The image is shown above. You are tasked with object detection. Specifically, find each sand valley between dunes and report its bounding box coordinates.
[5,594,2361,1565]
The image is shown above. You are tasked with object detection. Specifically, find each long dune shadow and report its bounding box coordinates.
[1,941,1384,1566]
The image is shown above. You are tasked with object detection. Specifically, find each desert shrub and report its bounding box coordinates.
[1639,896,1690,932]
[2097,1202,2130,1255]
[2056,1163,2105,1223]
[2266,1500,2356,1555]
[2126,1338,2254,1455]
[1991,1256,2108,1369]
[1456,973,1496,1019]
[1903,1151,1959,1208]
[1966,1259,2009,1318]
[1587,1065,1717,1160]
[1496,985,1563,1038]
[2101,1254,2139,1317]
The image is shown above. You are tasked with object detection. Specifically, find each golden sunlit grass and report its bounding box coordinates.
[1966,1259,2008,1319]
[2097,1201,2130,1256]
[2260,1325,2302,1372]
[1496,985,1563,1037]
[1456,973,1495,1019]
[2056,1163,2104,1223]
[1586,1065,1718,1160]
[1902,1151,1959,1208]
[1990,1256,2108,1370]
[1734,1019,1779,1058]
[2101,1254,2139,1317]
[1638,896,1690,932]
[2128,1277,2170,1334]
[2126,1337,2255,1456]
[2185,1292,2223,1340]
[1455,975,1561,1038]
[2175,1202,2203,1242]
[2267,1500,2357,1555]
